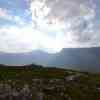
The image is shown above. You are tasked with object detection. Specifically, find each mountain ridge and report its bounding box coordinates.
[0,47,100,72]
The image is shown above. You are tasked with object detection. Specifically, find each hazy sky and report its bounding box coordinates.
[0,0,100,53]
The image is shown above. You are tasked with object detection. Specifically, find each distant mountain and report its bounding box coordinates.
[0,47,100,72]
[0,50,53,66]
[49,47,100,72]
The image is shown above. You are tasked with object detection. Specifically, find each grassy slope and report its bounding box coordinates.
[0,64,100,99]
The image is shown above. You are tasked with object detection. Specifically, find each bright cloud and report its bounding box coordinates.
[30,0,97,48]
[0,8,7,18]
[0,0,99,53]
[0,25,64,53]
[0,8,12,20]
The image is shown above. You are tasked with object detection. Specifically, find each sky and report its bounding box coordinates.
[0,0,100,53]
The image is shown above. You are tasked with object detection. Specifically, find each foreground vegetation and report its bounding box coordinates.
[0,64,99,100]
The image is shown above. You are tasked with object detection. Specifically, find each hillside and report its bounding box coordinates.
[0,64,99,100]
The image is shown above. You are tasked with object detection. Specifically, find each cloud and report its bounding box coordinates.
[30,0,97,48]
[0,8,11,19]
[0,24,64,53]
[0,7,30,26]
[0,8,7,17]
[0,0,99,53]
